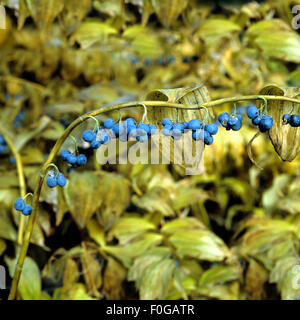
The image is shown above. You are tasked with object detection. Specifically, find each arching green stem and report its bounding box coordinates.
[8,95,300,300]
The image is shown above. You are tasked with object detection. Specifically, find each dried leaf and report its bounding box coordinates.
[259,85,300,161]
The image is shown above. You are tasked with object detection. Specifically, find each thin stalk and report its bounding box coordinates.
[0,128,27,245]
[8,95,300,300]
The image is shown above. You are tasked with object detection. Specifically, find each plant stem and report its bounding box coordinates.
[8,95,300,300]
[0,127,27,245]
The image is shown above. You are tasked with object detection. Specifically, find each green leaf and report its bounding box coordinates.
[19,257,41,300]
[97,173,130,230]
[254,32,300,63]
[86,218,106,247]
[270,257,300,300]
[0,239,6,256]
[245,258,268,300]
[169,230,230,262]
[199,264,241,286]
[104,233,163,268]
[103,257,126,300]
[196,19,241,43]
[62,0,91,33]
[70,20,118,49]
[162,217,206,235]
[0,209,17,242]
[107,216,156,244]
[128,247,175,299]
[132,187,174,216]
[246,19,291,39]
[64,171,103,229]
[25,0,64,28]
[6,256,41,300]
[151,0,189,27]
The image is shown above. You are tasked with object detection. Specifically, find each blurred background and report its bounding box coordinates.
[0,0,300,300]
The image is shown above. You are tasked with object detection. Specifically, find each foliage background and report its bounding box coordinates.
[0,0,300,300]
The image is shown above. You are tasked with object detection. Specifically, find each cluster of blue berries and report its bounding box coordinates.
[218,113,243,131]
[61,150,87,167]
[13,110,25,128]
[82,119,157,145]
[0,135,7,153]
[46,171,67,188]
[161,118,218,145]
[14,198,32,216]
[130,55,199,66]
[282,114,300,127]
[246,106,273,132]
[82,126,110,148]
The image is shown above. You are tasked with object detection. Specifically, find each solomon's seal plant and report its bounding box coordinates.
[6,92,300,300]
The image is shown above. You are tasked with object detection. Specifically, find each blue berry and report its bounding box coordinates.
[188,119,202,130]
[144,58,152,66]
[0,145,7,153]
[10,157,16,164]
[46,176,57,188]
[282,114,290,124]
[204,123,218,135]
[172,135,182,140]
[14,198,25,211]
[99,130,110,144]
[218,112,229,127]
[126,118,136,126]
[13,111,25,128]
[156,57,165,65]
[247,106,259,119]
[91,139,101,149]
[22,205,33,216]
[149,124,157,135]
[172,128,182,137]
[77,154,87,166]
[228,116,238,127]
[237,114,243,122]
[112,124,120,135]
[66,153,77,165]
[104,119,115,129]
[119,133,128,142]
[173,123,185,132]
[137,123,149,135]
[57,173,67,187]
[130,57,138,65]
[137,135,148,142]
[182,122,188,129]
[204,134,213,145]
[232,120,242,131]
[259,116,273,132]
[289,115,300,127]
[162,118,173,126]
[167,56,175,64]
[128,127,138,138]
[61,150,71,161]
[192,130,202,141]
[0,135,6,145]
[252,116,261,125]
[82,130,96,142]
[162,125,173,136]
[127,123,137,132]
[182,56,190,63]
